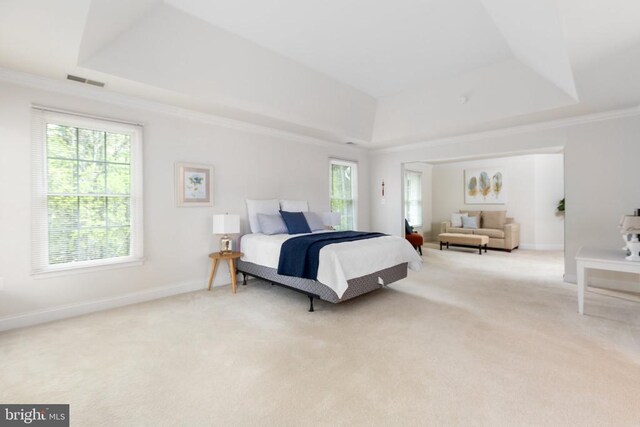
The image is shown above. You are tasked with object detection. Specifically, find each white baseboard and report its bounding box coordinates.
[519,243,564,250]
[0,279,210,332]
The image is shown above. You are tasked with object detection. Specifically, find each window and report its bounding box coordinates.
[330,159,357,231]
[404,170,422,228]
[32,109,143,274]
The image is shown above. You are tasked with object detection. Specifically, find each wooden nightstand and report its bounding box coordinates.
[207,251,243,293]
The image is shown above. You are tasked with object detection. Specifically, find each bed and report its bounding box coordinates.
[236,199,423,311]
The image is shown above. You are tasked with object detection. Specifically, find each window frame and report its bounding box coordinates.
[31,110,144,276]
[329,158,358,231]
[404,169,423,228]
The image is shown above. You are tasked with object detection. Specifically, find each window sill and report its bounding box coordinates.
[32,257,145,279]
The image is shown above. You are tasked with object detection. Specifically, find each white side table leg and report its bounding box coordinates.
[577,261,586,315]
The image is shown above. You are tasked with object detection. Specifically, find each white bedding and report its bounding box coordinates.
[240,231,422,298]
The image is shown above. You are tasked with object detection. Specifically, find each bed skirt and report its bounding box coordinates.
[236,260,408,303]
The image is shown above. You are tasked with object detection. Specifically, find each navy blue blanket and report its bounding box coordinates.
[277,231,386,280]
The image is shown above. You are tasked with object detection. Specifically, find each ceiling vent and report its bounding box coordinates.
[66,74,105,88]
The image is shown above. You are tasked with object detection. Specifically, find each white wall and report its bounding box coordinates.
[564,117,640,286]
[429,154,564,247]
[370,112,640,291]
[0,80,370,325]
[533,154,565,248]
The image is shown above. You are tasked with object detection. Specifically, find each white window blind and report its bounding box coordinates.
[31,108,144,275]
[404,170,422,228]
[330,159,358,231]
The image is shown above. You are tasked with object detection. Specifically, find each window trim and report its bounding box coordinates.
[329,158,358,230]
[31,109,144,276]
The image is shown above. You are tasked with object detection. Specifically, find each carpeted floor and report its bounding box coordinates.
[1,245,640,426]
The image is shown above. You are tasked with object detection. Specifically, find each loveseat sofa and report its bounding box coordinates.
[440,210,520,251]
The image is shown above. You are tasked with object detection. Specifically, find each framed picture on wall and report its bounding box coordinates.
[175,162,214,207]
[464,167,506,204]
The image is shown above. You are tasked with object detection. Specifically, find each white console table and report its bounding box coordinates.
[575,246,640,314]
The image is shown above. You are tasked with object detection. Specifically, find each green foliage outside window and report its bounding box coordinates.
[330,162,355,231]
[46,124,132,265]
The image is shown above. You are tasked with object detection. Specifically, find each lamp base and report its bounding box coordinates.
[625,238,640,261]
[622,234,633,253]
[220,235,233,254]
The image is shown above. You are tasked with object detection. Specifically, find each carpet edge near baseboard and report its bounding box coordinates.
[0,280,207,332]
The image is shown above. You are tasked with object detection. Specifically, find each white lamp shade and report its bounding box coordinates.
[619,215,640,234]
[212,214,240,234]
[322,212,341,227]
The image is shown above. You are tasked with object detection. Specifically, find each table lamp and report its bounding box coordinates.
[619,215,640,261]
[322,212,341,230]
[213,214,240,254]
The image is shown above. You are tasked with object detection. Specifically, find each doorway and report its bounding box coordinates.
[401,151,565,253]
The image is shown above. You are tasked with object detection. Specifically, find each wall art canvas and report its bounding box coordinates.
[175,162,213,207]
[464,168,506,204]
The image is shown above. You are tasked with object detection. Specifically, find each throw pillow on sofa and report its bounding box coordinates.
[483,211,507,229]
[450,212,468,227]
[460,210,482,227]
[462,216,478,229]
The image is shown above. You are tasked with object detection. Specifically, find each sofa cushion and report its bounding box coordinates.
[460,210,481,226]
[482,211,507,229]
[474,228,505,239]
[447,227,473,234]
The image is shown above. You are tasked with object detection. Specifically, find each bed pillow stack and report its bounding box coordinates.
[303,212,325,231]
[278,200,327,234]
[280,200,309,212]
[246,199,281,233]
[256,213,288,235]
[247,199,329,235]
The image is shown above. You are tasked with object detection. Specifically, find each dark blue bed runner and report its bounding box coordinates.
[277,231,386,280]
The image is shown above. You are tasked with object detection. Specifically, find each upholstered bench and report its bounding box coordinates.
[438,233,489,255]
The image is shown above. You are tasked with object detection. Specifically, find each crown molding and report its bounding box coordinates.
[0,66,366,151]
[373,105,640,154]
[4,66,639,155]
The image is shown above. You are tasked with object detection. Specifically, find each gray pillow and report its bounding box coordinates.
[303,212,325,231]
[256,213,287,235]
[462,216,478,229]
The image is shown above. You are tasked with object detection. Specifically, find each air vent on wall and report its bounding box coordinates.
[66,74,105,88]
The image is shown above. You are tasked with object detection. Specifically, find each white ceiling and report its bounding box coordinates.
[166,0,513,97]
[1,0,639,148]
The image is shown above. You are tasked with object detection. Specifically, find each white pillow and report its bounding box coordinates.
[303,212,325,231]
[450,212,468,228]
[256,213,287,235]
[246,199,280,233]
[280,200,309,212]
